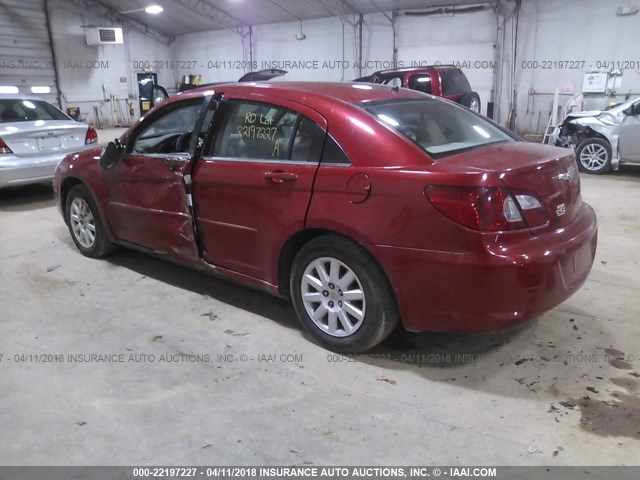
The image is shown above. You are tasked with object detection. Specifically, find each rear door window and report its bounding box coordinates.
[212,101,298,160]
[321,135,351,165]
[210,101,324,162]
[290,116,326,163]
[408,74,432,94]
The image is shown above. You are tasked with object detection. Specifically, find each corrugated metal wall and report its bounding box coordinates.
[0,0,59,105]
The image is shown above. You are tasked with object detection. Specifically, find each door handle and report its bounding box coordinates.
[264,171,297,183]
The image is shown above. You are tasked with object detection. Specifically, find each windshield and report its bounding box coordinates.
[0,99,70,123]
[605,97,640,115]
[364,98,514,158]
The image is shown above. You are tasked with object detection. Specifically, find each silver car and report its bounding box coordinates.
[0,94,97,188]
[550,97,640,174]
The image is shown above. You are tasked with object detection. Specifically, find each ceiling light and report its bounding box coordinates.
[295,19,306,40]
[145,5,163,14]
[0,86,19,94]
[31,86,51,94]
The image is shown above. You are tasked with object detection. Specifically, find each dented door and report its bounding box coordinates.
[104,97,211,258]
[105,153,198,257]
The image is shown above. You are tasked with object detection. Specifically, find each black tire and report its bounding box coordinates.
[65,184,115,258]
[459,91,481,113]
[575,138,612,174]
[290,235,399,353]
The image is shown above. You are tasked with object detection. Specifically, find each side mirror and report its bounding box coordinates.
[99,141,122,170]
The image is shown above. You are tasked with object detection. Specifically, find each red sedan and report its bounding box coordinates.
[54,82,597,352]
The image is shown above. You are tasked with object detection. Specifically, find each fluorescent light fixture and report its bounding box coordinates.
[473,125,491,138]
[31,86,51,94]
[145,5,163,14]
[377,114,400,127]
[0,86,19,94]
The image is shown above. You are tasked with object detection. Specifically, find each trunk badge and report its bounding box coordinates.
[556,203,567,216]
[556,172,571,181]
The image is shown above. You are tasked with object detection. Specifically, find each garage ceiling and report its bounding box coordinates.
[95,0,496,36]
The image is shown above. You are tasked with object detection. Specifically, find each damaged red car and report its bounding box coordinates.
[54,82,597,352]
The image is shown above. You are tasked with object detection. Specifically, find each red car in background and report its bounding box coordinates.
[54,82,597,352]
[355,65,482,113]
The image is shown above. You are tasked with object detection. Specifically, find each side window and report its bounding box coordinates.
[439,69,471,96]
[290,116,326,163]
[409,74,432,94]
[320,134,351,165]
[131,100,201,155]
[212,101,298,160]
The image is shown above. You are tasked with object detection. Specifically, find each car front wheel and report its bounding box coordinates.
[66,184,115,258]
[290,235,398,353]
[576,138,612,174]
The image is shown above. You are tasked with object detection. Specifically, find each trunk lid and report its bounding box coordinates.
[436,142,582,234]
[0,120,88,156]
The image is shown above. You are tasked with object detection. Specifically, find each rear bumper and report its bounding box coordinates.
[366,204,597,333]
[0,152,68,188]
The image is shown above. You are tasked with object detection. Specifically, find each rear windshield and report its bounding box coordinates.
[364,98,514,158]
[0,99,70,123]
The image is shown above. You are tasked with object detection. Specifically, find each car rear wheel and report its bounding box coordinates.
[66,184,115,258]
[576,138,612,174]
[460,92,481,113]
[290,235,398,353]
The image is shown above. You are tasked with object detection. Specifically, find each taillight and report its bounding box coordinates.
[507,193,548,228]
[0,137,13,154]
[425,186,548,231]
[85,126,98,144]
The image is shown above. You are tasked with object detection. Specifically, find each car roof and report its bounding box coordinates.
[0,93,50,101]
[175,81,426,105]
[373,65,457,75]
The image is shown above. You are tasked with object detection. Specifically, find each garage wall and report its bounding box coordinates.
[7,0,636,133]
[169,15,359,85]
[253,16,358,82]
[169,28,244,85]
[508,0,640,135]
[0,0,59,105]
[48,0,175,127]
[370,10,498,116]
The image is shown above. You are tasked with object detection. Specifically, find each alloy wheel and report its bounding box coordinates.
[70,197,96,248]
[580,143,609,171]
[300,257,366,337]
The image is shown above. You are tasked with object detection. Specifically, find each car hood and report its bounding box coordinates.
[563,110,623,127]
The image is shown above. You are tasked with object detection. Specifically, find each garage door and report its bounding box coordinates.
[0,0,59,106]
[396,12,497,116]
